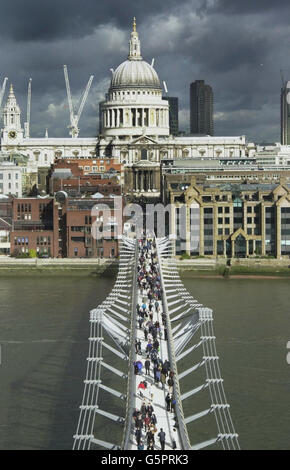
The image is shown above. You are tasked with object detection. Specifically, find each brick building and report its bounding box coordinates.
[48,159,122,197]
[10,197,60,257]
[63,197,123,258]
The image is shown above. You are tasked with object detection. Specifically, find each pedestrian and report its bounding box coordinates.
[144,413,151,431]
[171,397,176,413]
[146,429,154,445]
[145,358,151,375]
[135,339,139,354]
[138,439,144,450]
[155,369,161,384]
[165,393,171,412]
[146,403,154,417]
[158,428,166,451]
[135,428,142,446]
[161,372,166,390]
[151,413,157,426]
[147,439,154,450]
[137,339,142,355]
[172,428,177,449]
[167,377,174,393]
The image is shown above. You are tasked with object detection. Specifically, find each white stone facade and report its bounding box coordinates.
[0,162,22,197]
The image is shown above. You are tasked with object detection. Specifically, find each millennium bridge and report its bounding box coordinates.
[73,236,240,451]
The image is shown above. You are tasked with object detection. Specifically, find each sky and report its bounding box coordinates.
[0,0,289,143]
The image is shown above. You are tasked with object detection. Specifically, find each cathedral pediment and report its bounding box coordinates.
[133,159,159,167]
[131,135,159,145]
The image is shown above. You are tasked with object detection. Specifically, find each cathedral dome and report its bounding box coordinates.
[111,59,161,89]
[110,18,161,91]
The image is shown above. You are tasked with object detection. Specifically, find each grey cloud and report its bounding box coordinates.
[0,0,289,142]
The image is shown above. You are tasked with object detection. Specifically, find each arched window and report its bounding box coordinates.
[141,148,148,160]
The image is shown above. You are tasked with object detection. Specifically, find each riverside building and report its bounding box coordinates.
[167,177,290,259]
[7,195,123,258]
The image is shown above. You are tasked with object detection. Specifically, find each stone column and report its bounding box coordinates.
[213,204,218,257]
[142,108,145,127]
[186,206,190,255]
[141,170,144,191]
[261,203,266,256]
[117,109,120,127]
[231,239,235,258]
[171,203,176,254]
[199,206,204,256]
[246,239,249,257]
[133,171,136,191]
[276,205,281,258]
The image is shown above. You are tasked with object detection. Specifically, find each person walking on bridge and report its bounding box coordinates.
[145,358,151,375]
[158,429,166,451]
[165,393,171,412]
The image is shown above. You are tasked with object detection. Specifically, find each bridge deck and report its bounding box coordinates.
[128,239,182,451]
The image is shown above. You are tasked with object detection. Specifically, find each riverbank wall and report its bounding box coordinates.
[0,256,290,278]
[0,257,119,276]
[176,258,290,278]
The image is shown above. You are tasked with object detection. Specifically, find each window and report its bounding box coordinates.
[141,149,148,160]
[218,207,223,214]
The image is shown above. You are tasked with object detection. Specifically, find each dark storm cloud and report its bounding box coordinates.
[0,0,183,42]
[0,0,289,141]
[210,0,290,15]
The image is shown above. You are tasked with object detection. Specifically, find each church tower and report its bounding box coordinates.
[2,84,24,143]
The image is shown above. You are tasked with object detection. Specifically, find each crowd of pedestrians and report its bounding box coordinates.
[131,237,178,451]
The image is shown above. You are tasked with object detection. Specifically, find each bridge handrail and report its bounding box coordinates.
[156,237,192,450]
[121,241,138,450]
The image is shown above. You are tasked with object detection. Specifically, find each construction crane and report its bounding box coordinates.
[24,78,32,138]
[0,77,8,115]
[63,65,94,138]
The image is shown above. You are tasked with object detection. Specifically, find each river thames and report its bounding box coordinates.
[0,274,289,450]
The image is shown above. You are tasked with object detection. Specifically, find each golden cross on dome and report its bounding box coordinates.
[133,17,136,32]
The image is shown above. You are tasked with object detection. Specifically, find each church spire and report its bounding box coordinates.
[128,17,142,60]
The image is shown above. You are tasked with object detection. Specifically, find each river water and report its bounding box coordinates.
[0,274,289,450]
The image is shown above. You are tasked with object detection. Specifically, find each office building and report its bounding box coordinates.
[281,81,290,144]
[190,80,214,136]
